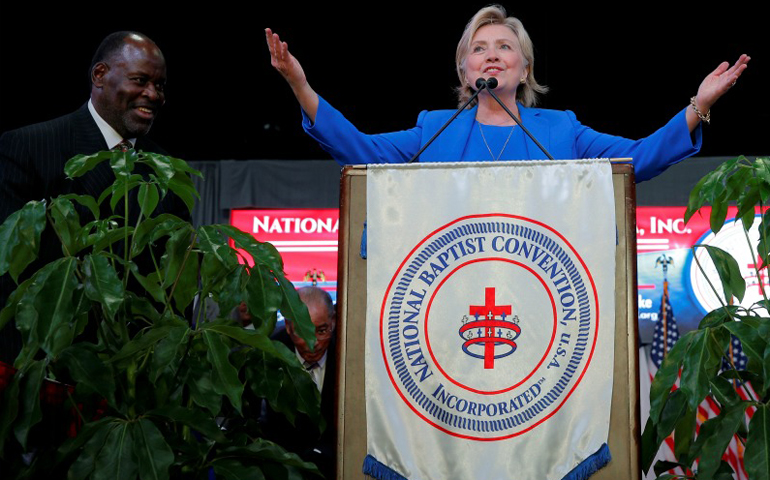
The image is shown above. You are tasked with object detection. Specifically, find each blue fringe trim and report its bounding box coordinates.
[562,443,611,480]
[362,444,609,480]
[360,221,367,259]
[363,454,408,480]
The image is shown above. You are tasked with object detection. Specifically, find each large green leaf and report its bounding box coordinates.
[203,330,244,413]
[158,228,188,288]
[93,420,137,480]
[277,275,315,351]
[714,461,737,480]
[245,265,282,335]
[147,406,225,442]
[92,225,134,253]
[83,253,125,321]
[202,323,277,353]
[681,328,727,410]
[66,420,117,480]
[709,191,730,234]
[168,156,203,178]
[212,265,247,319]
[59,193,101,220]
[757,210,770,268]
[0,200,46,283]
[696,406,746,480]
[12,359,46,450]
[133,418,174,480]
[198,226,240,297]
[699,305,740,329]
[185,359,222,416]
[211,459,265,480]
[217,224,284,273]
[710,376,743,409]
[110,325,175,365]
[130,263,166,304]
[649,331,694,422]
[723,321,767,366]
[64,151,115,178]
[131,214,189,257]
[149,325,189,383]
[138,153,175,185]
[109,149,139,179]
[15,257,80,358]
[0,367,22,454]
[167,172,199,214]
[655,389,687,442]
[57,417,115,466]
[49,197,84,255]
[685,157,743,225]
[0,277,33,332]
[696,245,746,303]
[137,183,159,219]
[746,404,770,480]
[220,438,321,473]
[58,343,117,409]
[736,182,761,230]
[109,174,143,213]
[673,406,697,464]
[245,345,321,428]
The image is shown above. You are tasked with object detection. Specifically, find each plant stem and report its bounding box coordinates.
[164,232,197,317]
[147,244,174,313]
[692,245,736,321]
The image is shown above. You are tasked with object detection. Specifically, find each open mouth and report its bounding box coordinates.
[134,106,156,120]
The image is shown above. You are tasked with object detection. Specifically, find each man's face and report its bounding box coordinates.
[287,300,335,364]
[91,36,167,139]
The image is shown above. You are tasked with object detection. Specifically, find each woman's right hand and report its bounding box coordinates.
[265,28,319,122]
[265,28,306,88]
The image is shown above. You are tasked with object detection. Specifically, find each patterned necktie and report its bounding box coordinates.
[114,140,133,152]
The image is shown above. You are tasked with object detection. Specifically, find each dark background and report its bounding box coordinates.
[1,3,766,161]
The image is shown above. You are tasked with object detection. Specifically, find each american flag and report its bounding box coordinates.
[642,281,751,479]
[649,280,680,368]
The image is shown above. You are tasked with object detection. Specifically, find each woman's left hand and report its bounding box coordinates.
[695,54,750,113]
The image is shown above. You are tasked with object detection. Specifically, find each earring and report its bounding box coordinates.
[520,78,526,84]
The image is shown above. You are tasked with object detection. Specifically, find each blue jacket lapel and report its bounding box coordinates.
[422,106,477,162]
[518,105,551,160]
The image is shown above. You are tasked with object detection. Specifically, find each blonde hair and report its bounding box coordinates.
[455,5,548,108]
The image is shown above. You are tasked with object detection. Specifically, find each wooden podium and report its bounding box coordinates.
[331,161,640,479]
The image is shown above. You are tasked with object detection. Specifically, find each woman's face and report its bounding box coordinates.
[465,24,528,97]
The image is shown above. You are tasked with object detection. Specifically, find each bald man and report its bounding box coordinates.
[269,286,337,478]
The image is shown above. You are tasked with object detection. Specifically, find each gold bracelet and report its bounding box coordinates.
[690,96,710,125]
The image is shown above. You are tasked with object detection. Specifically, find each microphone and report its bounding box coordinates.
[482,78,554,160]
[408,78,493,163]
[485,77,498,89]
[474,77,498,90]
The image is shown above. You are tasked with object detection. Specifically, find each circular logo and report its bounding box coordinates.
[379,214,599,440]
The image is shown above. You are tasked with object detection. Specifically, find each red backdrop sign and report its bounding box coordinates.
[230,208,339,290]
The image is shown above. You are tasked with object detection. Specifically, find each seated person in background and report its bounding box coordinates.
[266,286,337,478]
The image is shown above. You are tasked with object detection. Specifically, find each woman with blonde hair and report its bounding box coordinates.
[266,5,748,182]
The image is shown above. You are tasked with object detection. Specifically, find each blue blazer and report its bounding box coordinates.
[304,96,701,183]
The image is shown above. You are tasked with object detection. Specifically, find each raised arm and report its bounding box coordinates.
[265,28,320,124]
[686,54,750,131]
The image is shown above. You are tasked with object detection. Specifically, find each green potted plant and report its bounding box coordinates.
[0,149,324,479]
[643,156,770,480]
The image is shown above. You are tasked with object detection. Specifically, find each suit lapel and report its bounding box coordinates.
[70,104,109,155]
[518,105,551,160]
[423,106,477,162]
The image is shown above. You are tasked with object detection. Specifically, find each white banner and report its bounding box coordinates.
[365,160,616,480]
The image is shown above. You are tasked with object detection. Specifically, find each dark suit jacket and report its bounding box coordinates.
[267,327,337,478]
[0,104,171,362]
